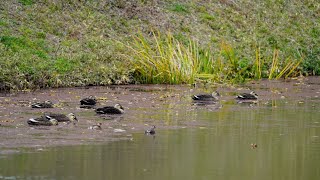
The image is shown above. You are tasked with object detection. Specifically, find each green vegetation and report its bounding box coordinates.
[169,3,189,13]
[123,31,301,84]
[0,0,319,91]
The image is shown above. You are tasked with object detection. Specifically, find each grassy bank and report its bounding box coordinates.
[0,0,319,90]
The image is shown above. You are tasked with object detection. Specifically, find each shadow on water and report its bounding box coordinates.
[0,77,320,179]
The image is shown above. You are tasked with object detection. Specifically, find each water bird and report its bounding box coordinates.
[95,104,124,114]
[31,100,54,108]
[88,122,102,130]
[43,112,78,124]
[27,116,58,126]
[145,125,156,135]
[80,95,97,106]
[192,91,220,101]
[251,143,258,149]
[236,91,258,100]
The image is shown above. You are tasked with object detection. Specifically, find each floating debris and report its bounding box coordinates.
[114,129,126,133]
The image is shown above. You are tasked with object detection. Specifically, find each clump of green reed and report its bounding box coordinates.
[122,31,203,84]
[123,31,302,84]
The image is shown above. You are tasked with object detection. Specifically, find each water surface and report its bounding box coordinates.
[0,78,320,179]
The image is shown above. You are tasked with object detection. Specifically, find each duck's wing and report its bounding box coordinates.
[31,102,53,108]
[43,113,69,122]
[236,93,246,99]
[31,102,46,108]
[27,117,52,126]
[192,94,214,100]
[31,103,41,108]
[27,118,41,125]
[237,93,257,100]
[95,106,122,114]
[95,107,106,114]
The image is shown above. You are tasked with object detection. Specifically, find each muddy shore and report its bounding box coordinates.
[0,77,319,152]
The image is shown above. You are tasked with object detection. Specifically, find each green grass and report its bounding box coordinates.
[169,3,189,13]
[0,0,318,91]
[18,0,33,6]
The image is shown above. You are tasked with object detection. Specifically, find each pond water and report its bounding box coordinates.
[0,78,320,179]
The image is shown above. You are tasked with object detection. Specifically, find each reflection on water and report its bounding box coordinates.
[0,98,320,180]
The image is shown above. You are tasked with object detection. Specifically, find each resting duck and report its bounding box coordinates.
[31,100,54,108]
[88,122,102,130]
[27,116,58,126]
[43,112,78,124]
[80,95,97,105]
[192,91,220,101]
[236,91,258,100]
[95,104,124,114]
[145,125,156,135]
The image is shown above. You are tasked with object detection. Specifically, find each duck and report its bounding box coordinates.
[42,112,78,124]
[88,123,102,130]
[236,91,258,100]
[27,116,58,126]
[31,100,54,108]
[192,91,220,101]
[95,104,124,114]
[144,125,156,135]
[80,95,97,106]
[251,143,258,149]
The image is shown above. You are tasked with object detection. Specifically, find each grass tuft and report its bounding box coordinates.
[122,31,303,84]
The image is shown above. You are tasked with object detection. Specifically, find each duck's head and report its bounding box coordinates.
[250,91,258,98]
[114,104,124,112]
[211,91,220,100]
[50,118,59,125]
[212,91,220,97]
[67,113,78,122]
[45,100,53,105]
[152,125,156,129]
[88,95,96,100]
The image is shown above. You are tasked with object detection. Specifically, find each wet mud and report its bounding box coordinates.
[0,76,319,152]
